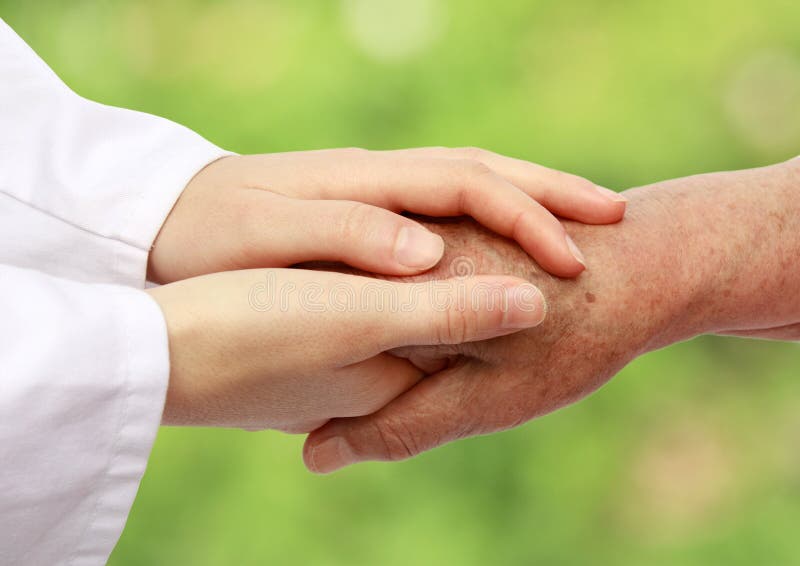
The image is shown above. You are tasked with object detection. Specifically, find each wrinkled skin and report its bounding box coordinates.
[305,199,696,458]
[303,158,800,472]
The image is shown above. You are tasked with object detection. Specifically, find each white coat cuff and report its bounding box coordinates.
[116,129,233,287]
[68,287,170,565]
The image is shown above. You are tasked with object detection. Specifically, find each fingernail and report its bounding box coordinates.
[565,235,586,267]
[394,227,445,269]
[310,436,355,474]
[503,284,547,329]
[594,185,628,202]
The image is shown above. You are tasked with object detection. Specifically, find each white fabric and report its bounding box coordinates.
[0,267,170,566]
[0,18,229,565]
[0,18,230,286]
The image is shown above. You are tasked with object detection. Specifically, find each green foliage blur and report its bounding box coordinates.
[3,1,799,564]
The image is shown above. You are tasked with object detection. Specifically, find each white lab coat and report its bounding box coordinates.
[0,18,229,565]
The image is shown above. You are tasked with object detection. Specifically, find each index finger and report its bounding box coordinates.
[394,146,627,225]
[319,155,589,277]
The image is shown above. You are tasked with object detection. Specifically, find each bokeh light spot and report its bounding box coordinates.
[341,0,444,62]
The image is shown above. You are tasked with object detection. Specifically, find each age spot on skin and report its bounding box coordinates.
[585,292,596,303]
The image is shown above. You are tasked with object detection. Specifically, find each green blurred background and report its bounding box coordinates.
[3,1,800,564]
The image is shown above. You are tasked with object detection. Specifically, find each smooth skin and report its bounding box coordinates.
[149,269,547,433]
[303,156,800,473]
[147,147,627,283]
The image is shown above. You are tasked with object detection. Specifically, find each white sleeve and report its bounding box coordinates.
[0,264,169,566]
[0,18,232,287]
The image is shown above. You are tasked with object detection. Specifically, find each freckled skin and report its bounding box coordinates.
[306,158,800,468]
[402,160,800,402]
[393,214,684,423]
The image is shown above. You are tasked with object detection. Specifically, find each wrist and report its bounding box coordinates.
[145,284,196,425]
[146,155,240,284]
[617,161,800,340]
[414,207,704,359]
[563,188,709,354]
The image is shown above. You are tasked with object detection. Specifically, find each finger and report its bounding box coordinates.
[333,354,424,418]
[303,361,506,474]
[251,194,445,274]
[247,270,546,366]
[392,147,627,224]
[274,356,421,433]
[354,274,548,355]
[311,156,588,276]
[269,271,547,365]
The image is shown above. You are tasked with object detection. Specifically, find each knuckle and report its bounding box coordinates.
[338,146,368,157]
[508,209,530,240]
[456,146,489,161]
[450,160,494,197]
[439,303,471,345]
[369,418,419,461]
[338,201,376,242]
[462,158,493,179]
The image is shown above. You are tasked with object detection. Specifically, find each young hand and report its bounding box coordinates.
[147,147,626,283]
[147,268,547,433]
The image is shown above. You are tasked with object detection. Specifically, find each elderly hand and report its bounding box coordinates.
[147,147,626,283]
[303,158,800,473]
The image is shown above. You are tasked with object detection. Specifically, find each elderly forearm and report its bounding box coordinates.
[625,158,800,338]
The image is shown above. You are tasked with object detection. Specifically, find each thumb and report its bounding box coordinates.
[302,361,500,474]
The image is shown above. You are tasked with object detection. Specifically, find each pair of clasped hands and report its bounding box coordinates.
[147,147,627,469]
